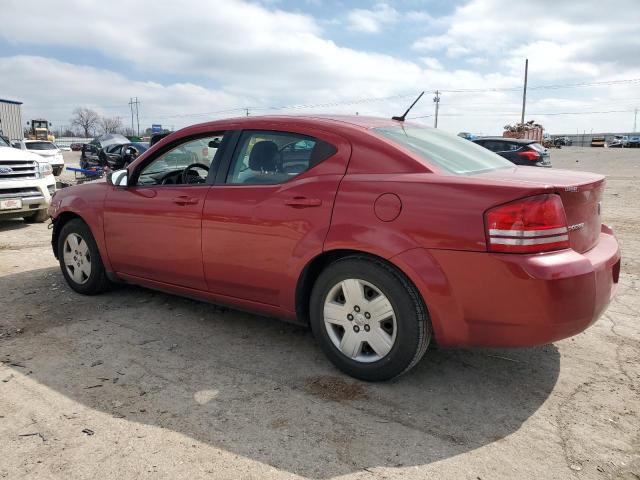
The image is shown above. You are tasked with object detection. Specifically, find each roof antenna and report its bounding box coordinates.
[392,91,425,122]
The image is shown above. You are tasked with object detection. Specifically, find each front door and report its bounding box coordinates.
[202,128,350,309]
[104,133,226,290]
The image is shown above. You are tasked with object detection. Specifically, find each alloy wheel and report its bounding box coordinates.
[323,278,397,363]
[62,233,92,285]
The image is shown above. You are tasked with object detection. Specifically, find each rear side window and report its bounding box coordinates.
[226,131,337,185]
[375,126,513,175]
[482,140,505,152]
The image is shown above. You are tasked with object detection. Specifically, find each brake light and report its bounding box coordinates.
[517,150,540,162]
[485,194,569,253]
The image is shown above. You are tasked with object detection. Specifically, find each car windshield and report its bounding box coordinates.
[26,141,57,150]
[374,125,513,174]
[0,137,8,147]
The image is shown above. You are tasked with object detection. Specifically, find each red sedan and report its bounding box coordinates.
[49,115,621,381]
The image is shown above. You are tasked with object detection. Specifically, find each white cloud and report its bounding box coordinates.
[420,57,444,70]
[346,3,400,33]
[412,0,640,80]
[1,0,639,135]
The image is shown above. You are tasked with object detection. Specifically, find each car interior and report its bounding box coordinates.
[137,135,223,186]
[227,132,336,185]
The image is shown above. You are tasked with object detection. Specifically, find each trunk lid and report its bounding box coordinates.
[475,167,604,253]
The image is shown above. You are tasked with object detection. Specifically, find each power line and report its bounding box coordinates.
[439,77,640,93]
[409,109,637,119]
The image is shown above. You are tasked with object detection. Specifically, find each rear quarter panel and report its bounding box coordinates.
[325,171,553,256]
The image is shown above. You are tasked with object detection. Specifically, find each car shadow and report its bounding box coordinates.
[1,267,561,478]
[0,218,30,232]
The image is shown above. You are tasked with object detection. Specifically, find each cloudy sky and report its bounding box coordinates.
[1,0,639,135]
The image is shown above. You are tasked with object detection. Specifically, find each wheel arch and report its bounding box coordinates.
[51,211,91,259]
[294,248,427,326]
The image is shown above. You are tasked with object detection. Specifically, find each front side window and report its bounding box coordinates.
[137,134,223,186]
[226,131,336,185]
[374,125,513,175]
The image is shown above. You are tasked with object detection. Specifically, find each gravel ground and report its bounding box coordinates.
[0,148,638,480]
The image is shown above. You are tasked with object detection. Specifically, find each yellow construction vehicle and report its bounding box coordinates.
[27,119,55,142]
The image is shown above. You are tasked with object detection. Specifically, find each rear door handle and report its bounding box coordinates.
[284,197,322,208]
[173,195,199,206]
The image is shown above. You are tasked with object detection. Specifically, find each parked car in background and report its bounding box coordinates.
[49,115,619,381]
[554,136,572,147]
[56,143,71,152]
[70,143,84,151]
[0,135,56,223]
[98,142,149,169]
[80,133,130,169]
[149,132,172,146]
[628,135,640,148]
[591,136,606,147]
[607,136,628,148]
[15,140,65,176]
[473,137,551,167]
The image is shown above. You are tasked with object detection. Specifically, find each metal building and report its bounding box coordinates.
[0,98,24,140]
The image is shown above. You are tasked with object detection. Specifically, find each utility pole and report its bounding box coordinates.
[433,90,441,128]
[634,107,638,133]
[129,97,140,136]
[129,98,134,134]
[521,58,528,125]
[244,108,250,117]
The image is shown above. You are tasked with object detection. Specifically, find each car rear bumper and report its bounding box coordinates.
[392,225,620,347]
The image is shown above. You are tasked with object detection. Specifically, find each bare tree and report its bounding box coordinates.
[99,116,123,134]
[70,107,100,138]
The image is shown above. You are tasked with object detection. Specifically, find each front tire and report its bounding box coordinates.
[310,256,431,381]
[57,219,111,294]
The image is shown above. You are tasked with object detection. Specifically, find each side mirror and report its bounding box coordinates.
[107,169,128,187]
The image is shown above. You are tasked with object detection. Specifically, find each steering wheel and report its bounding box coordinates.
[181,162,209,184]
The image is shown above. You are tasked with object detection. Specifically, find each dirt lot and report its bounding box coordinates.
[1,148,638,479]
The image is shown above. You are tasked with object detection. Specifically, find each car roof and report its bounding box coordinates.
[186,114,409,133]
[475,136,536,144]
[24,139,54,143]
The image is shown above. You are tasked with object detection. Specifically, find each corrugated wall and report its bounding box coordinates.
[0,101,24,140]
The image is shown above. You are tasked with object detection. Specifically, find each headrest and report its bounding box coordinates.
[248,141,278,171]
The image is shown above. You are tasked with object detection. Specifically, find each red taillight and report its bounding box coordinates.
[517,150,540,162]
[485,194,569,253]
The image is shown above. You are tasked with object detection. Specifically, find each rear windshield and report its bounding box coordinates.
[374,125,513,174]
[26,141,57,150]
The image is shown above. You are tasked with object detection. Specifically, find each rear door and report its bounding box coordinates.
[202,128,351,310]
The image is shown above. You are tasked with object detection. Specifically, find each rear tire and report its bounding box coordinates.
[23,209,49,223]
[57,218,111,295]
[310,256,431,381]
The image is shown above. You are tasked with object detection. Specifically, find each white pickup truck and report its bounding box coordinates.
[0,136,56,223]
